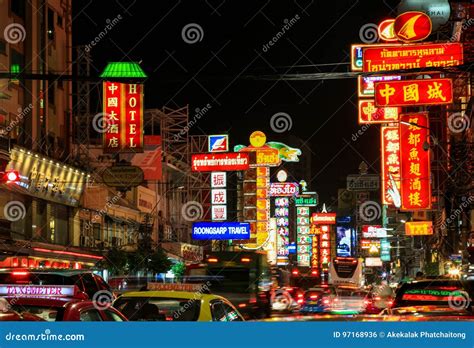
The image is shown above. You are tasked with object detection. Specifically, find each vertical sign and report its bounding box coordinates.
[320,228,331,270]
[400,113,431,210]
[123,83,144,152]
[297,206,311,266]
[266,218,278,265]
[211,172,227,221]
[311,235,319,271]
[381,126,401,206]
[103,82,144,153]
[256,167,270,246]
[103,82,123,153]
[276,197,290,265]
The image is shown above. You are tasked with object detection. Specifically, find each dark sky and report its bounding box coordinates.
[73,0,401,203]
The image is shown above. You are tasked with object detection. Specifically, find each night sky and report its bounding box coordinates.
[73,0,401,203]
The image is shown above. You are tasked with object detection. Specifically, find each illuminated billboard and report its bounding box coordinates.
[358,99,400,124]
[192,222,251,240]
[191,153,249,171]
[381,126,401,206]
[405,221,433,236]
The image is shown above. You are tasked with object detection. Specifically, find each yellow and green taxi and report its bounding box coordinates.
[113,283,244,321]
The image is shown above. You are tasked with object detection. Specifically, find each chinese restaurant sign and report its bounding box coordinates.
[358,99,400,124]
[405,221,433,236]
[375,78,453,107]
[399,113,431,211]
[320,229,331,269]
[381,126,401,206]
[362,43,463,72]
[103,82,144,153]
[191,153,249,171]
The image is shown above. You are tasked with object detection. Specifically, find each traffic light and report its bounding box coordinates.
[2,170,19,183]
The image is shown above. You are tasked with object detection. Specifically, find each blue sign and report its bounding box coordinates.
[192,222,250,240]
[208,134,229,152]
[337,216,351,224]
[288,243,296,254]
[381,239,391,261]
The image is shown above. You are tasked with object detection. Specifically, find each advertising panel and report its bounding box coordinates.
[358,99,400,124]
[191,153,249,171]
[269,182,299,197]
[405,221,433,235]
[311,213,336,225]
[381,126,401,206]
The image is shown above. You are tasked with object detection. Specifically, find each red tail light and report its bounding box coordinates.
[241,257,251,263]
[292,270,299,275]
[375,296,381,300]
[310,295,318,299]
[207,258,218,263]
[297,294,303,298]
[311,270,318,275]
[238,303,247,308]
[323,299,330,304]
[12,271,29,276]
[297,299,303,304]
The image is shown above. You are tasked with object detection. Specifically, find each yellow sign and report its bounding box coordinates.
[405,221,433,236]
[249,131,266,148]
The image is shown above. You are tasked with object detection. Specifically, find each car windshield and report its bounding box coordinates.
[114,297,201,321]
[11,305,62,321]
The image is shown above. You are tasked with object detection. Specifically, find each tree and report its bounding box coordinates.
[146,247,172,275]
[102,248,128,276]
[171,262,186,280]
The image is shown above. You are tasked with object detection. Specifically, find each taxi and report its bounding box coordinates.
[113,283,245,321]
[0,283,127,321]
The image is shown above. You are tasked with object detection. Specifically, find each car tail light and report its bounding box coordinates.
[311,270,318,275]
[375,296,381,300]
[387,300,394,307]
[12,271,29,276]
[297,299,303,304]
[297,294,303,298]
[323,299,330,304]
[292,270,299,275]
[207,258,218,263]
[238,303,247,308]
[310,295,318,299]
[241,257,251,263]
[364,300,371,305]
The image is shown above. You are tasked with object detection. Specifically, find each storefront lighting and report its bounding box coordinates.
[32,247,103,260]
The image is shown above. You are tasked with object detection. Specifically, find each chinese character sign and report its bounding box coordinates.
[405,221,433,235]
[311,235,319,270]
[363,43,463,72]
[103,82,123,153]
[297,206,310,267]
[320,229,331,269]
[358,99,400,124]
[276,197,289,258]
[375,78,453,107]
[211,172,227,221]
[399,113,431,211]
[381,126,401,206]
[256,167,270,246]
[103,82,144,153]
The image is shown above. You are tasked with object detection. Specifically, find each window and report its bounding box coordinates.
[57,15,63,28]
[103,310,124,321]
[93,223,101,240]
[11,0,26,19]
[80,309,103,322]
[79,273,99,299]
[210,301,243,321]
[47,8,55,41]
[10,49,24,72]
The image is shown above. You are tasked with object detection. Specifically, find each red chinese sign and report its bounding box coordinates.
[358,99,400,124]
[319,230,331,268]
[381,126,401,206]
[375,78,453,107]
[363,43,463,72]
[103,82,123,153]
[405,221,433,235]
[191,153,250,171]
[399,113,431,211]
[103,82,144,153]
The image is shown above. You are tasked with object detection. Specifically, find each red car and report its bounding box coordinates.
[0,284,127,321]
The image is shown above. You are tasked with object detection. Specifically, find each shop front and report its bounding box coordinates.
[0,146,100,268]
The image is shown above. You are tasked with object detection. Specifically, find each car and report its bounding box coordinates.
[392,279,474,310]
[0,269,113,300]
[299,288,334,314]
[0,283,127,321]
[113,283,245,321]
[380,305,474,319]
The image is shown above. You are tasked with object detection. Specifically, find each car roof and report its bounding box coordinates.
[117,290,223,301]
